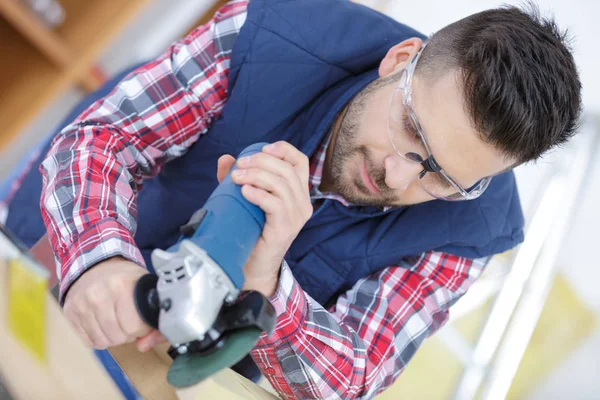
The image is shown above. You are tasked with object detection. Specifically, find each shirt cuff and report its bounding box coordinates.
[56,218,146,304]
[262,260,308,343]
[250,261,309,397]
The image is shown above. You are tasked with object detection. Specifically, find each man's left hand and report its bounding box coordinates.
[217,141,313,297]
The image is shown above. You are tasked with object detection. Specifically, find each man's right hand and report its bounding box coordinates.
[63,257,163,351]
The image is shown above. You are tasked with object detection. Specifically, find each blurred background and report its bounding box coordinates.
[0,0,598,399]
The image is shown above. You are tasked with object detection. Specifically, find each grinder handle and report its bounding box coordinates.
[135,143,270,326]
[178,143,268,290]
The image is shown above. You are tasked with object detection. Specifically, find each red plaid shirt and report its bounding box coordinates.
[39,1,488,398]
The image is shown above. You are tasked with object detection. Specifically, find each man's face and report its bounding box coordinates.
[322,63,516,208]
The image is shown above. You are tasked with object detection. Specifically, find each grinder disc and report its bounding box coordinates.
[167,327,262,388]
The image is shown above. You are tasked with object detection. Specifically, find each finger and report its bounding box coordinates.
[80,311,111,349]
[76,325,94,348]
[69,316,94,348]
[63,299,93,347]
[217,154,236,183]
[237,152,307,202]
[262,141,310,184]
[71,287,109,349]
[115,289,152,338]
[96,303,135,346]
[84,282,131,347]
[241,185,284,217]
[233,167,296,205]
[136,330,166,352]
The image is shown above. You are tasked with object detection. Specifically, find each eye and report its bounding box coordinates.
[402,114,420,140]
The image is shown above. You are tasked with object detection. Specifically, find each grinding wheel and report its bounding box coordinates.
[167,327,263,388]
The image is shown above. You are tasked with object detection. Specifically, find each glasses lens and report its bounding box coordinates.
[388,68,492,202]
[389,74,428,164]
[419,172,462,199]
[420,174,492,201]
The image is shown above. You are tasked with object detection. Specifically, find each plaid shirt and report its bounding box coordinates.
[39,1,488,398]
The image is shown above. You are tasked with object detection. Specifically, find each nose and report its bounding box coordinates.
[384,153,422,191]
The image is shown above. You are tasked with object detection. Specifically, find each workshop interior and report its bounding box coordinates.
[0,0,598,399]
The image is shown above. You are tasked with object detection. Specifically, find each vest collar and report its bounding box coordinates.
[302,68,381,157]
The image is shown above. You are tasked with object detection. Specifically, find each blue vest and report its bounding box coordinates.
[6,0,524,306]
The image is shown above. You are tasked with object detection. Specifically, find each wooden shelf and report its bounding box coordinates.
[191,0,230,29]
[56,0,148,70]
[0,18,63,150]
[0,0,150,151]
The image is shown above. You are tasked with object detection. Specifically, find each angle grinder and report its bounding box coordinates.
[134,143,277,388]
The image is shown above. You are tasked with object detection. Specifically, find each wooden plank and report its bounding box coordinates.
[30,234,278,399]
[0,257,123,399]
[109,342,279,400]
[109,342,178,400]
[0,18,64,150]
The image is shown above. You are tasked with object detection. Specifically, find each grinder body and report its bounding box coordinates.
[135,143,276,387]
[172,142,267,290]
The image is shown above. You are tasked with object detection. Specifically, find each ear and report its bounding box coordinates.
[378,38,423,78]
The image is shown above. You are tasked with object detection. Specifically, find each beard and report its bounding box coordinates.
[324,76,400,208]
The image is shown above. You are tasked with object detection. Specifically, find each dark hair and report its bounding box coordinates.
[416,3,582,163]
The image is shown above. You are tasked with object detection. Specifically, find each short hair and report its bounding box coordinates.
[416,3,582,163]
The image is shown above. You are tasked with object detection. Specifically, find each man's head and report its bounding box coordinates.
[321,4,582,207]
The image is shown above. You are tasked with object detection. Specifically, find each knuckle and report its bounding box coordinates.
[63,305,79,323]
[116,305,145,337]
[74,298,90,316]
[272,197,285,210]
[275,174,289,189]
[107,276,127,294]
[249,168,266,183]
[253,152,269,164]
[85,285,107,308]
[300,153,309,166]
[63,298,76,314]
[67,284,93,314]
[282,161,295,175]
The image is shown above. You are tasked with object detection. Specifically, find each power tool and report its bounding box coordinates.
[134,143,277,388]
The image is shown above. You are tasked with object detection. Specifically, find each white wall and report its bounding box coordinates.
[384,0,600,114]
[378,0,600,310]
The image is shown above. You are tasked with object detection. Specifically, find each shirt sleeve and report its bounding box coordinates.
[251,252,489,399]
[39,0,249,303]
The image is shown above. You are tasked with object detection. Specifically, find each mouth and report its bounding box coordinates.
[360,158,380,195]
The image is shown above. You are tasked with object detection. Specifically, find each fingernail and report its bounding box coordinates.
[238,156,250,166]
[232,169,246,178]
[264,143,275,151]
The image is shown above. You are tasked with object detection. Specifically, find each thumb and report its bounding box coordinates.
[136,329,166,352]
[217,154,236,183]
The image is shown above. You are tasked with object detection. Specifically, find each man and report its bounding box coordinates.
[4,0,581,398]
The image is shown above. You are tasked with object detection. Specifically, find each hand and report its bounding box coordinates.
[63,257,165,352]
[217,141,313,297]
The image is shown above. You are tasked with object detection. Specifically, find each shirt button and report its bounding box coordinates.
[264,367,276,375]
